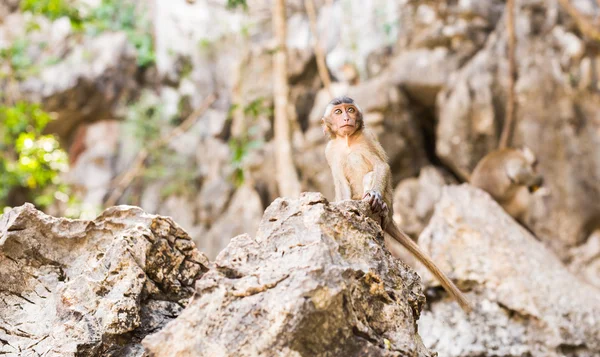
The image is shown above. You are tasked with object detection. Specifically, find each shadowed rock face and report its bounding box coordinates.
[0,203,209,357]
[142,192,434,357]
[416,185,600,357]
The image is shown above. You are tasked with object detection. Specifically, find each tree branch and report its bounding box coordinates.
[499,0,517,149]
[304,0,333,98]
[558,0,600,42]
[272,0,302,198]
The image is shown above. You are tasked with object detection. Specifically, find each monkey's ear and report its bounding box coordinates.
[321,117,328,134]
[520,146,537,165]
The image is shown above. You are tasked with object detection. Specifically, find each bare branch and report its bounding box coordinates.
[499,0,517,149]
[272,0,302,198]
[104,94,217,207]
[558,0,600,42]
[304,0,333,98]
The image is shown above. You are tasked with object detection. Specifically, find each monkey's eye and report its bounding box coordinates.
[334,109,342,114]
[348,107,355,113]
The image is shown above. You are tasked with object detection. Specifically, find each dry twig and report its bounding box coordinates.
[558,0,600,42]
[499,0,517,149]
[304,0,333,98]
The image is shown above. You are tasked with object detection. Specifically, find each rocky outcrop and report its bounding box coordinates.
[0,203,209,356]
[416,185,600,357]
[143,192,434,357]
[3,187,600,356]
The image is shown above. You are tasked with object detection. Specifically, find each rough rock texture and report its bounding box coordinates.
[435,0,600,264]
[416,185,600,357]
[0,203,209,356]
[143,192,434,357]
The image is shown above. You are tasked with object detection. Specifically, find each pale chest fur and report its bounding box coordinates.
[339,143,374,199]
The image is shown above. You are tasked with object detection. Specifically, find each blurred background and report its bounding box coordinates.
[0,0,598,286]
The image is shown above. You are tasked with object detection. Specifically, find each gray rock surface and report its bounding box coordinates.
[143,192,434,357]
[416,185,600,357]
[392,166,456,237]
[0,203,209,356]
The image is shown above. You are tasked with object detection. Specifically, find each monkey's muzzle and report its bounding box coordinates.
[528,175,543,193]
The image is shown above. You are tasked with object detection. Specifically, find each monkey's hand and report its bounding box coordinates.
[363,189,388,214]
[363,190,389,228]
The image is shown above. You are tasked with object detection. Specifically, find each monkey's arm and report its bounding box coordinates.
[361,136,392,216]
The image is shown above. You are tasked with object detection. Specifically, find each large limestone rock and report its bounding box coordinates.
[143,193,435,357]
[0,203,209,356]
[435,0,600,263]
[416,185,600,357]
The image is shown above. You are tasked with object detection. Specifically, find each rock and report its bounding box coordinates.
[197,184,263,260]
[66,120,121,218]
[143,192,434,357]
[393,166,455,237]
[416,185,600,357]
[25,31,138,143]
[435,0,600,266]
[0,203,209,356]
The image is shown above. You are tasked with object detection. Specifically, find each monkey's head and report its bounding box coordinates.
[509,146,543,192]
[321,96,364,139]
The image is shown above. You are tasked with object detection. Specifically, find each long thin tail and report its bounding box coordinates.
[386,223,473,313]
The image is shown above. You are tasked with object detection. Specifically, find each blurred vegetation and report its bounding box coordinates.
[0,38,37,80]
[121,92,198,201]
[228,98,271,187]
[226,0,248,10]
[20,0,155,67]
[0,102,71,211]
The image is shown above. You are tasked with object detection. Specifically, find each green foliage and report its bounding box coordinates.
[20,0,155,68]
[20,0,84,28]
[226,0,248,10]
[228,98,270,187]
[83,0,155,67]
[0,38,36,80]
[123,93,163,143]
[122,92,197,198]
[0,102,70,210]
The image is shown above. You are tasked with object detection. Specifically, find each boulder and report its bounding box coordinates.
[143,192,435,357]
[0,203,209,356]
[416,185,600,357]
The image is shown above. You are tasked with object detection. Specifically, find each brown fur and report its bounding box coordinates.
[470,147,542,222]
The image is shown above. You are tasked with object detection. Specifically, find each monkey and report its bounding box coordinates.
[322,96,472,312]
[469,147,543,223]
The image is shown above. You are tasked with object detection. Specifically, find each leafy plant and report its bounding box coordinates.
[226,0,248,10]
[0,102,70,210]
[0,38,36,80]
[21,0,155,68]
[84,0,155,67]
[20,0,84,29]
[227,98,271,187]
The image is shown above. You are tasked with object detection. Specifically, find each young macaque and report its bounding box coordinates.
[322,96,472,312]
[470,147,543,223]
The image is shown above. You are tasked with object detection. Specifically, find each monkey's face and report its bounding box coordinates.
[328,103,361,137]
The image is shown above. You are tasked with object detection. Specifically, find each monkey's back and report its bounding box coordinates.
[470,149,521,202]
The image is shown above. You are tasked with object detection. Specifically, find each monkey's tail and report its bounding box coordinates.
[385,223,473,313]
